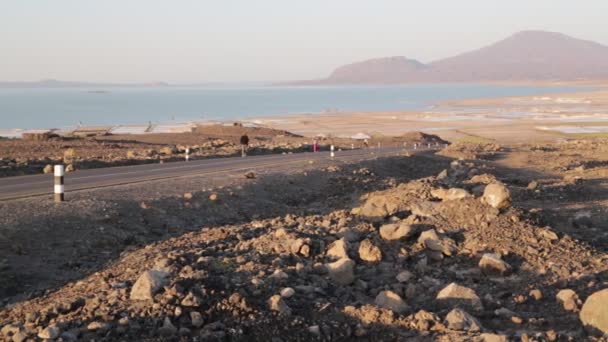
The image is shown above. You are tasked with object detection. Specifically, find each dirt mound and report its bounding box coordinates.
[438,141,504,160]
[397,132,449,145]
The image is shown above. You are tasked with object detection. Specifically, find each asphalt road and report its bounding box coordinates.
[0,146,431,201]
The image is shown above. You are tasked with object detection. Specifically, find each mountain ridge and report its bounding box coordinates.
[291,30,608,85]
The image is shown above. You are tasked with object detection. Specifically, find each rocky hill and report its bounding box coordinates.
[295,31,608,84]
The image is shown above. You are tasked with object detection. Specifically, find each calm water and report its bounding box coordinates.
[0,84,588,129]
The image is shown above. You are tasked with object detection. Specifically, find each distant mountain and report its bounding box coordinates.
[0,79,171,88]
[292,31,608,84]
[325,56,426,84]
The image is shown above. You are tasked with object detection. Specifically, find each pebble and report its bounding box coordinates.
[37,326,60,340]
[280,287,295,298]
[436,283,483,311]
[374,290,408,314]
[358,239,382,262]
[325,258,356,285]
[130,270,169,301]
[444,308,482,332]
[556,289,580,311]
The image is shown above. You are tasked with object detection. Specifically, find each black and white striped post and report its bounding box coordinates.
[54,165,65,203]
[185,148,190,162]
[330,145,335,158]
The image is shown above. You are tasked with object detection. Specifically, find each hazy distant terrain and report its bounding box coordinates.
[0,79,172,88]
[293,31,608,84]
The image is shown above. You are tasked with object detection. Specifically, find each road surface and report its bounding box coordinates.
[0,146,432,201]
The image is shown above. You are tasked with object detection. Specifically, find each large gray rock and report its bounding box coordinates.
[326,258,355,285]
[436,283,483,311]
[379,222,415,240]
[130,270,169,301]
[580,288,608,335]
[444,308,482,332]
[375,290,408,314]
[482,183,511,209]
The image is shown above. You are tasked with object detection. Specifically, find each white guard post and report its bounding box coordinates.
[54,165,65,202]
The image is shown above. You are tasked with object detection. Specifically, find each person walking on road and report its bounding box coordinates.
[240,134,250,157]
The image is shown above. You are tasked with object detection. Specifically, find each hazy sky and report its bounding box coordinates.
[2,0,607,83]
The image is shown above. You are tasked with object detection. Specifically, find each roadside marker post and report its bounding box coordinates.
[428,143,431,149]
[377,142,381,148]
[185,148,190,162]
[330,145,335,158]
[414,143,417,150]
[351,143,354,150]
[54,165,65,203]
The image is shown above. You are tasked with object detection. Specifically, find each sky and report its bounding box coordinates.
[1,0,607,83]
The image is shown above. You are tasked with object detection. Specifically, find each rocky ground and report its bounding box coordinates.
[1,138,608,341]
[0,126,444,178]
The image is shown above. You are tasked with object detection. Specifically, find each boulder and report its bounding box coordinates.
[158,317,177,338]
[409,201,440,218]
[280,287,295,298]
[358,239,382,262]
[190,312,204,328]
[556,289,580,311]
[475,333,508,342]
[444,308,482,332]
[38,326,61,340]
[431,188,472,201]
[130,270,169,301]
[374,290,408,314]
[43,164,54,174]
[580,288,608,335]
[326,238,349,259]
[482,183,511,209]
[418,229,457,256]
[357,194,406,218]
[268,295,291,315]
[396,270,413,283]
[436,283,483,311]
[326,258,355,285]
[379,223,415,240]
[478,253,512,276]
[572,211,593,229]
